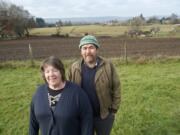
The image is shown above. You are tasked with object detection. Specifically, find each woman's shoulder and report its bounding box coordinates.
[66,81,88,98]
[37,83,47,91]
[66,81,87,95]
[32,84,47,98]
[65,81,82,91]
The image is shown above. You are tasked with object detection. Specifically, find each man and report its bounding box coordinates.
[68,35,121,135]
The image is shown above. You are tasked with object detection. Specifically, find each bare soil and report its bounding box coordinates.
[0,36,180,61]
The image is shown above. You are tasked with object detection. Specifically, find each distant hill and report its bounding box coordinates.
[44,16,131,24]
[44,15,179,24]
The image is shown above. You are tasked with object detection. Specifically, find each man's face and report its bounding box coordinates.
[81,44,98,64]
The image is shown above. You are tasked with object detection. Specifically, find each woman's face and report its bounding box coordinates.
[44,65,62,88]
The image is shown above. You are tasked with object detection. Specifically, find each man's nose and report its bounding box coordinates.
[86,48,91,53]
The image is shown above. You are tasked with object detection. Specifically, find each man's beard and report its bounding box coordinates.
[85,55,96,62]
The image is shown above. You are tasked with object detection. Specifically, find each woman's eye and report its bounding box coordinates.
[53,70,59,72]
[44,71,49,73]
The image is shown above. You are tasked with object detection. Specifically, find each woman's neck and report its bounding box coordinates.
[49,81,66,90]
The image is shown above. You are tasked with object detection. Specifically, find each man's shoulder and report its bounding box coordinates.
[72,60,80,65]
[99,56,112,66]
[71,59,81,68]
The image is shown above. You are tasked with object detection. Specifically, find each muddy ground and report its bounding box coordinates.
[0,37,180,61]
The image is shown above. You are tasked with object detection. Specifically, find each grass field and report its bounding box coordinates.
[0,58,180,135]
[29,25,128,36]
[29,24,180,38]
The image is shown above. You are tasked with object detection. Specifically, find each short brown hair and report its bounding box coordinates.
[40,56,66,82]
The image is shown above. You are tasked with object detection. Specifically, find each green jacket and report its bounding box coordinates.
[68,56,121,119]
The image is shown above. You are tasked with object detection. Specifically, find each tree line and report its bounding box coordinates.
[0,0,180,39]
[126,13,180,25]
[127,14,180,37]
[0,0,51,39]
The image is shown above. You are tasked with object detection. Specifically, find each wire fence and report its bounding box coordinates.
[0,44,179,62]
[0,37,180,62]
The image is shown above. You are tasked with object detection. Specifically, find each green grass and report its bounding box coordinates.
[29,25,128,37]
[112,59,180,135]
[0,59,180,135]
[29,24,180,38]
[0,64,44,134]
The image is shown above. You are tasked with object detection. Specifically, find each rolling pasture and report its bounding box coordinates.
[0,24,180,135]
[0,59,180,135]
[29,24,180,37]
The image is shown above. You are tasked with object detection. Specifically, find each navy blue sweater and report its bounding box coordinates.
[29,81,93,135]
[81,63,100,117]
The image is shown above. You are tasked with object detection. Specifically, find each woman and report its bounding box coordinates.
[29,56,93,135]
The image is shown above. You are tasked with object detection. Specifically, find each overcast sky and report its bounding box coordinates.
[7,0,180,18]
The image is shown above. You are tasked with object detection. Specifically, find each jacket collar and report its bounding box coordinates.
[73,56,107,83]
[77,56,105,69]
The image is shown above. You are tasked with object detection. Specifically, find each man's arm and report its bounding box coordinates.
[110,62,121,113]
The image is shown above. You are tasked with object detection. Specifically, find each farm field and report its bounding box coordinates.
[1,1,180,135]
[29,24,180,38]
[0,59,180,135]
[0,36,180,61]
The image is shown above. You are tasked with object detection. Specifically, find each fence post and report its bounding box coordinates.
[124,40,128,64]
[29,43,34,67]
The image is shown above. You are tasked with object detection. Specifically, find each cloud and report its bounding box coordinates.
[7,0,180,18]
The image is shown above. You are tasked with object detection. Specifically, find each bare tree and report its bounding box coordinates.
[168,13,179,24]
[127,14,146,38]
[0,0,35,38]
[55,20,63,36]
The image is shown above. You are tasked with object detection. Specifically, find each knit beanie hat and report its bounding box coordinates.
[79,35,100,49]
